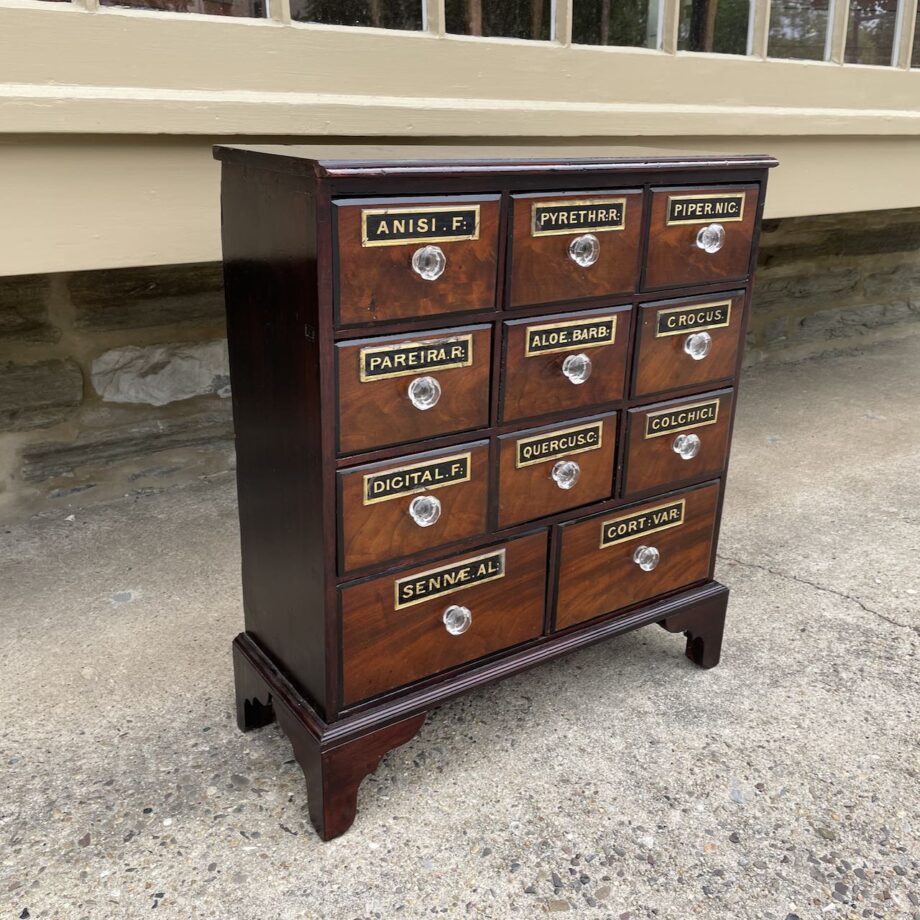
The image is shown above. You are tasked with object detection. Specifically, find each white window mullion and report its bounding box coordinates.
[660,0,680,51]
[893,0,918,66]
[748,0,771,56]
[827,0,850,62]
[423,0,445,35]
[552,0,573,44]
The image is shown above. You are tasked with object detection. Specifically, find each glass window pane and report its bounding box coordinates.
[914,7,920,66]
[445,0,552,40]
[100,0,264,12]
[290,0,423,28]
[768,0,830,59]
[678,0,751,53]
[844,0,898,65]
[572,0,659,47]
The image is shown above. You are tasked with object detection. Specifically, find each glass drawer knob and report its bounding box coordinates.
[443,604,472,636]
[562,352,593,385]
[411,245,447,281]
[695,223,726,254]
[551,459,581,490]
[407,375,441,410]
[684,331,712,361]
[673,432,701,460]
[568,233,600,268]
[408,494,441,528]
[633,545,660,572]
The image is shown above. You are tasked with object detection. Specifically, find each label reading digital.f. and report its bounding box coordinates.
[363,453,471,505]
[600,499,685,548]
[515,420,603,468]
[655,301,732,338]
[531,197,627,237]
[359,335,472,382]
[645,399,720,438]
[361,205,480,247]
[666,193,745,226]
[394,549,505,609]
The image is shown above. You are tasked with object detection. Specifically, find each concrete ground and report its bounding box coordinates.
[2,335,918,920]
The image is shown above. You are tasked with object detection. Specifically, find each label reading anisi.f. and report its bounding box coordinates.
[666,193,745,226]
[361,205,480,247]
[359,335,472,382]
[525,315,617,357]
[600,499,685,548]
[644,399,720,439]
[655,301,731,338]
[515,420,603,468]
[394,549,505,609]
[531,197,627,237]
[363,453,470,505]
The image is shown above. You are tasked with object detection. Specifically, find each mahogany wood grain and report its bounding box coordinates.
[660,589,727,669]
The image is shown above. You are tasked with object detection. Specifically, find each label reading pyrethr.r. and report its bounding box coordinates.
[644,399,720,439]
[515,420,604,468]
[359,335,472,382]
[361,205,480,247]
[525,315,617,357]
[666,193,746,226]
[531,197,627,237]
[363,453,471,505]
[599,499,685,548]
[394,549,506,609]
[655,301,732,338]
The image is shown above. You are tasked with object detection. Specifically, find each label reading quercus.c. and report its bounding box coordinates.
[359,334,472,382]
[666,193,745,226]
[644,399,720,439]
[525,315,617,357]
[599,498,685,549]
[655,301,732,338]
[394,549,505,609]
[515,420,603,468]
[531,197,627,237]
[361,205,480,247]
[363,453,471,505]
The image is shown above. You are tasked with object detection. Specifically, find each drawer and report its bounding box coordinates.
[334,195,500,326]
[508,190,643,307]
[337,325,492,455]
[497,412,617,529]
[501,305,631,424]
[644,185,759,290]
[633,293,745,398]
[623,389,733,497]
[340,532,548,704]
[338,441,489,574]
[555,483,719,630]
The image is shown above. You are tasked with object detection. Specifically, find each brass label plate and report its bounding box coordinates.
[655,300,732,338]
[394,548,506,610]
[666,193,745,226]
[515,420,604,468]
[524,314,617,357]
[363,452,471,505]
[600,498,686,548]
[361,204,480,247]
[644,399,720,439]
[531,197,627,237]
[359,334,473,382]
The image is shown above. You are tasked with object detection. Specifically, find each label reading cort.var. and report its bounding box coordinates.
[655,300,732,338]
[515,420,603,468]
[666,193,745,226]
[394,549,505,609]
[363,453,470,505]
[644,399,720,439]
[361,205,480,247]
[600,498,685,549]
[531,197,627,237]
[359,335,472,382]
[525,315,617,357]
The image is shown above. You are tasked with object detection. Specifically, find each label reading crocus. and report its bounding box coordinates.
[599,499,685,548]
[394,549,505,609]
[655,301,731,337]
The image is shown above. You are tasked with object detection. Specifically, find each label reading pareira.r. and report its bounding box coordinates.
[644,399,720,438]
[531,197,627,237]
[666,193,745,225]
[599,499,685,548]
[525,315,617,356]
[359,335,472,382]
[361,205,480,247]
[655,301,731,338]
[363,453,471,505]
[515,420,603,468]
[394,549,505,609]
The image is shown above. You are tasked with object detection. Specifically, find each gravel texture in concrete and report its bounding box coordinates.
[2,336,918,920]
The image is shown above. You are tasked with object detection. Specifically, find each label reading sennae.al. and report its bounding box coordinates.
[531,197,627,237]
[525,315,617,357]
[515,420,603,468]
[359,335,472,382]
[645,399,720,439]
[361,205,480,247]
[600,499,685,549]
[666,193,745,226]
[655,301,732,338]
[363,453,470,505]
[394,549,506,609]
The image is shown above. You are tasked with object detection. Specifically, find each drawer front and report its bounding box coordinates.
[508,190,643,307]
[337,325,492,455]
[338,441,489,574]
[335,195,500,326]
[555,483,719,630]
[341,532,548,704]
[497,413,617,529]
[633,293,745,398]
[501,305,631,424]
[624,390,733,496]
[644,185,759,290]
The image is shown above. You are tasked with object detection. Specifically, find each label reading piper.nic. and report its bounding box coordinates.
[359,335,472,382]
[666,193,745,226]
[394,549,505,609]
[516,421,603,468]
[525,315,617,357]
[600,498,685,549]
[361,205,480,247]
[645,399,720,438]
[363,453,470,505]
[531,198,626,237]
[655,301,731,338]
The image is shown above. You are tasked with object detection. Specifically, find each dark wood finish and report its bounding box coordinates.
[633,291,745,398]
[496,412,617,529]
[340,532,548,704]
[507,189,643,307]
[336,325,492,455]
[555,482,719,630]
[501,305,631,423]
[644,185,759,290]
[338,440,490,574]
[660,589,727,669]
[623,389,734,497]
[334,195,500,326]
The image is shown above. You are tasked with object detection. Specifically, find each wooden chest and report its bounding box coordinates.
[215,149,776,840]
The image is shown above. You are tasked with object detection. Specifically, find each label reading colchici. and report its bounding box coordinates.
[359,335,472,382]
[361,205,480,247]
[655,301,732,338]
[525,315,617,357]
[515,420,604,468]
[599,499,685,548]
[644,399,720,439]
[363,453,471,505]
[531,197,627,237]
[394,549,505,609]
[666,193,745,225]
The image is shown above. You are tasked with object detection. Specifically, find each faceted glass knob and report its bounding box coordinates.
[562,352,593,385]
[633,545,660,572]
[673,432,701,460]
[442,604,472,636]
[695,223,726,254]
[407,375,441,411]
[551,459,581,490]
[683,331,712,361]
[568,233,600,268]
[411,245,447,281]
[408,494,441,528]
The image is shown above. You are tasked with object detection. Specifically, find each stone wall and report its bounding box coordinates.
[1,207,919,518]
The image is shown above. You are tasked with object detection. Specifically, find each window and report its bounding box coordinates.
[289,0,423,28]
[572,0,660,48]
[914,6,920,65]
[844,0,899,64]
[678,0,752,53]
[768,0,830,59]
[100,0,265,13]
[445,0,552,40]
